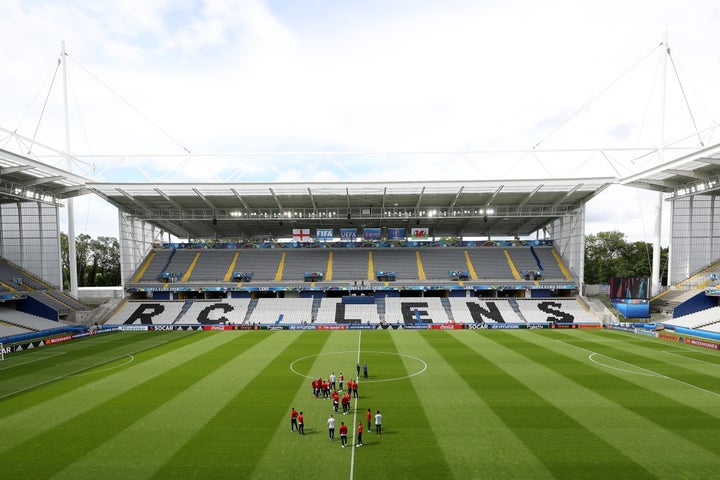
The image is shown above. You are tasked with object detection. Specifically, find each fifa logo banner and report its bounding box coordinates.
[292,228,311,242]
[411,227,429,240]
[340,228,357,241]
[316,229,333,241]
[387,228,405,240]
[363,228,381,240]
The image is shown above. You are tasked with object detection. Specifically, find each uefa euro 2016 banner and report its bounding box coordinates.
[387,228,405,240]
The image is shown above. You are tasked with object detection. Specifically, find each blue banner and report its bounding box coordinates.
[363,228,381,240]
[387,228,405,240]
[316,228,333,240]
[340,228,357,241]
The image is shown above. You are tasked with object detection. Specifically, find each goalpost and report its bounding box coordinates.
[0,342,4,361]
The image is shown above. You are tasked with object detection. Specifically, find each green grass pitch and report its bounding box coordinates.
[1,329,720,479]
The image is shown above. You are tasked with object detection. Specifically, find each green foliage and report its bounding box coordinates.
[584,230,668,285]
[61,232,121,287]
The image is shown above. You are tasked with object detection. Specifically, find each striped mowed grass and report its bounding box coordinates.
[1,329,719,479]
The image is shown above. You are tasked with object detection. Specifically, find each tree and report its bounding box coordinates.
[60,232,121,288]
[584,230,668,285]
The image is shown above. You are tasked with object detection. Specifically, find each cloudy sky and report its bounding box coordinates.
[2,0,720,244]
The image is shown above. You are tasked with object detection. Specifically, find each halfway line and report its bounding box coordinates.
[349,330,362,480]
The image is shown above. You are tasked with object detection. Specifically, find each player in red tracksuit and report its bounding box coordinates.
[356,422,363,446]
[290,408,298,432]
[366,408,372,431]
[332,390,340,412]
[339,422,348,447]
[341,392,350,414]
[298,411,305,435]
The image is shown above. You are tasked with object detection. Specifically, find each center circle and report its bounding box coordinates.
[290,350,428,382]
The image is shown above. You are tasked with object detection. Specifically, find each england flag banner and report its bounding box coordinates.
[316,229,333,241]
[411,227,429,240]
[292,228,311,242]
[340,228,357,241]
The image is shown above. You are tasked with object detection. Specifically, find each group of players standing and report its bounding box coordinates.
[291,362,382,448]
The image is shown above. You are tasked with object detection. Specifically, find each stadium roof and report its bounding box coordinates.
[0,148,89,205]
[87,178,615,240]
[621,141,720,199]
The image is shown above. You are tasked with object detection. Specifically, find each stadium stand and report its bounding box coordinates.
[0,306,64,330]
[661,306,720,330]
[178,299,251,324]
[466,248,514,280]
[384,297,451,325]
[371,249,420,282]
[515,299,598,323]
[328,250,371,282]
[448,297,523,324]
[249,297,314,325]
[112,301,185,325]
[418,249,470,281]
[315,297,381,324]
[186,250,237,281]
[531,246,569,280]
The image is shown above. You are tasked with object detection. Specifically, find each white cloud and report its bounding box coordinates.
[3,0,720,244]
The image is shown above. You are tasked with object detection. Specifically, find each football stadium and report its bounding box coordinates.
[3,38,720,480]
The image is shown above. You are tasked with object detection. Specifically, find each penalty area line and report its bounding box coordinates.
[0,341,167,400]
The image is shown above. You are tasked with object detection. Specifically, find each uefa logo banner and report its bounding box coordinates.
[340,228,357,241]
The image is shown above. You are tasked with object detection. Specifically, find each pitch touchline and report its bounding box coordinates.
[662,350,720,367]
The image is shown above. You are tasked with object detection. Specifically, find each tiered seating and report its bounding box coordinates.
[466,249,514,279]
[0,307,60,330]
[371,250,418,281]
[506,248,540,276]
[383,297,450,324]
[188,250,236,281]
[662,306,720,329]
[27,292,72,315]
[419,249,469,280]
[0,259,50,290]
[136,250,173,282]
[46,290,88,310]
[162,250,197,280]
[109,301,185,324]
[178,299,251,324]
[0,322,32,337]
[329,250,370,281]
[448,297,523,323]
[315,298,381,324]
[248,298,314,324]
[532,247,568,280]
[700,321,720,333]
[515,299,597,323]
[281,250,328,281]
[233,250,283,281]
